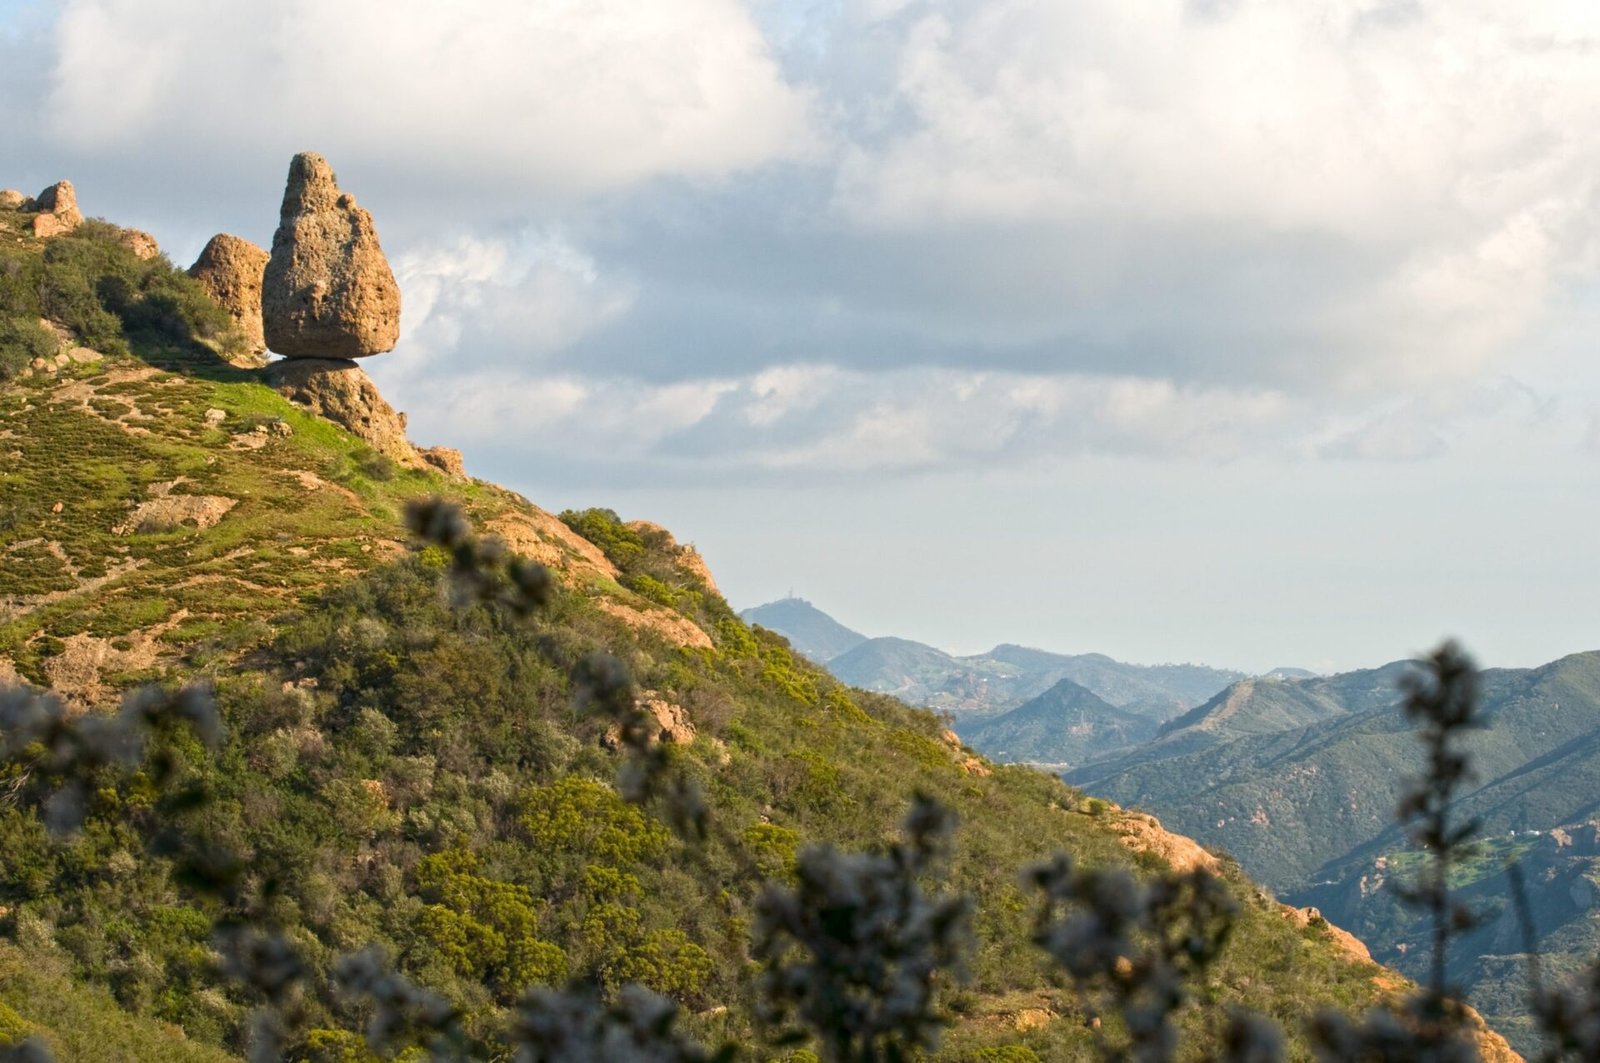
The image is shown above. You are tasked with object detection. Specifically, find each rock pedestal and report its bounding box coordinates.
[261,153,400,359]
[263,358,422,469]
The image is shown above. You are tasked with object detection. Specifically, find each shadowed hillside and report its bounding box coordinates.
[957,678,1160,767]
[1071,650,1600,1053]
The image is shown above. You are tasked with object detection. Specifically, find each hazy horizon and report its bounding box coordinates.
[5,0,1599,674]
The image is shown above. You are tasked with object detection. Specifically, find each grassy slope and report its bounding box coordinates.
[0,209,1413,1061]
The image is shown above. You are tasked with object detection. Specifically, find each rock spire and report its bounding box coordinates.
[261,153,400,359]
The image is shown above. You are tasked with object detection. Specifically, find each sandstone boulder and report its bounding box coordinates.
[115,228,161,261]
[27,180,83,238]
[262,153,400,359]
[190,234,269,361]
[0,190,25,210]
[419,445,466,479]
[263,358,422,469]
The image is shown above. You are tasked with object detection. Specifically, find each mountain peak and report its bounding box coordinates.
[740,597,868,662]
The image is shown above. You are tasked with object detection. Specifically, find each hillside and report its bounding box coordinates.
[1067,665,1411,795]
[1070,651,1600,1052]
[0,184,1511,1061]
[956,678,1159,768]
[984,644,1247,715]
[1298,821,1600,1053]
[824,636,976,701]
[1070,655,1600,891]
[738,597,867,662]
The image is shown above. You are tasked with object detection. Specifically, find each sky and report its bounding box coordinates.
[4,0,1600,673]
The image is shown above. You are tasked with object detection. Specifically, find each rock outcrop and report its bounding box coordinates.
[624,520,721,596]
[419,446,466,479]
[261,153,400,359]
[0,190,26,210]
[26,181,83,238]
[115,228,160,261]
[190,234,269,361]
[262,358,422,469]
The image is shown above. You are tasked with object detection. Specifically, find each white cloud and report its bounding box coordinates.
[385,362,1310,479]
[44,0,818,196]
[821,0,1600,387]
[387,231,637,375]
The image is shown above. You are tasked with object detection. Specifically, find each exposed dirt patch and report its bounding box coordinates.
[39,612,186,706]
[286,469,363,506]
[0,553,147,623]
[486,510,619,585]
[115,494,237,535]
[594,598,713,650]
[1193,679,1255,731]
[229,430,270,450]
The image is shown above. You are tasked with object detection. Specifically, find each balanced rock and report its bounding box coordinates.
[27,180,83,238]
[262,153,400,359]
[263,358,423,469]
[190,234,269,359]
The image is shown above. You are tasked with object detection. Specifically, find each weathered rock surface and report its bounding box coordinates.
[419,445,466,479]
[262,153,400,359]
[0,190,25,210]
[27,180,83,238]
[190,234,269,362]
[115,228,161,261]
[262,358,422,468]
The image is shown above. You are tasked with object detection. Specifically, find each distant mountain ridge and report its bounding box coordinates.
[739,597,867,662]
[741,597,1251,723]
[1069,649,1600,1054]
[956,678,1161,767]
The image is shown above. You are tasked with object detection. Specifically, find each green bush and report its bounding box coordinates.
[0,317,56,379]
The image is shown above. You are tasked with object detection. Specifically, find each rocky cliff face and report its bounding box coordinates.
[261,153,400,359]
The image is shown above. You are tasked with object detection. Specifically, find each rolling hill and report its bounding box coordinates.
[743,598,1247,720]
[957,678,1160,767]
[1070,651,1600,1053]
